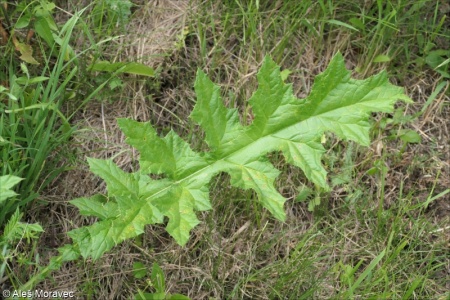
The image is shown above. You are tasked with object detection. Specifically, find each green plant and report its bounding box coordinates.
[418,48,450,79]
[133,262,191,300]
[0,3,153,227]
[0,175,43,287]
[91,0,133,35]
[412,0,450,79]
[21,52,411,289]
[336,249,387,298]
[0,175,23,205]
[0,6,82,226]
[68,52,410,257]
[87,59,155,102]
[0,0,77,66]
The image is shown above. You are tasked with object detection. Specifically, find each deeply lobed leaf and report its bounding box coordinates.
[69,53,411,259]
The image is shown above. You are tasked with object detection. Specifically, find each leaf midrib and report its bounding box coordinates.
[140,78,388,202]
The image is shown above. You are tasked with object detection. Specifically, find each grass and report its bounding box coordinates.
[0,3,80,226]
[1,0,449,299]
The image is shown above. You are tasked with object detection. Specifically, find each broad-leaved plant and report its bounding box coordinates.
[64,53,411,261]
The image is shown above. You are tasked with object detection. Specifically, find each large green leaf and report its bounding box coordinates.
[69,53,411,259]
